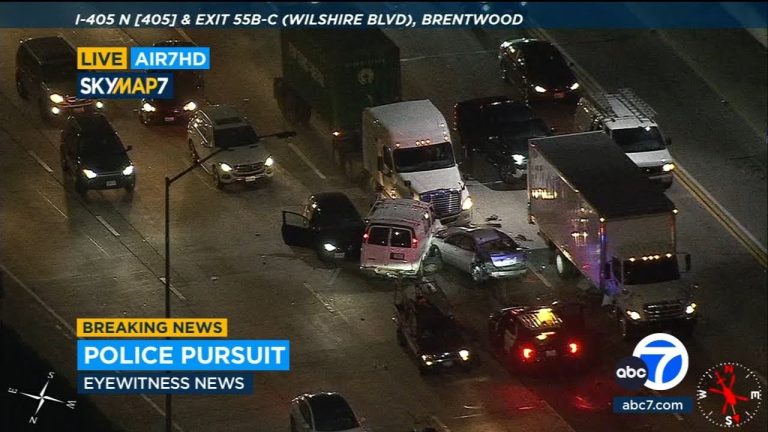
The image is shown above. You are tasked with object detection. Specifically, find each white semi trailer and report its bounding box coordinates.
[527,131,698,339]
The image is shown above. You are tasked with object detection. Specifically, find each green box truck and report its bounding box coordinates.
[273,28,401,175]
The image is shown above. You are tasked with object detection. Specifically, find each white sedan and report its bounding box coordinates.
[431,227,528,283]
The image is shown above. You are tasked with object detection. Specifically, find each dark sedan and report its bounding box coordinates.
[498,38,580,104]
[281,192,365,262]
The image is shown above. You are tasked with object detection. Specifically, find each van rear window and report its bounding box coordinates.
[391,228,412,248]
[367,227,389,246]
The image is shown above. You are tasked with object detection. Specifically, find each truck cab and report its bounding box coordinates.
[363,100,472,225]
[574,89,675,188]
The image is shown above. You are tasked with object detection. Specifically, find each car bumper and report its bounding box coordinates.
[648,172,674,188]
[439,209,472,226]
[360,264,420,278]
[82,174,135,190]
[421,354,471,370]
[145,109,193,124]
[488,267,528,279]
[219,168,274,184]
[49,101,101,117]
[529,89,580,103]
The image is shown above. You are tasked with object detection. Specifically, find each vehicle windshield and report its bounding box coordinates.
[393,142,455,173]
[311,397,359,431]
[214,125,258,148]
[481,234,519,253]
[80,134,125,156]
[42,61,76,83]
[421,319,461,342]
[612,126,666,152]
[623,257,680,285]
[525,44,568,76]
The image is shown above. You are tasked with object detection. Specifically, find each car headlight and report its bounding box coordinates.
[264,156,274,167]
[512,154,526,165]
[462,196,473,210]
[421,354,434,365]
[534,85,547,93]
[183,101,197,111]
[49,94,64,104]
[142,102,156,112]
[570,82,580,90]
[685,302,697,315]
[323,243,337,252]
[662,163,675,172]
[626,310,641,321]
[219,163,233,172]
[459,349,470,361]
[95,101,104,109]
[82,169,97,179]
[122,165,134,176]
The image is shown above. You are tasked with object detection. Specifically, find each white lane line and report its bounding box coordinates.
[158,277,187,301]
[36,189,68,219]
[28,150,54,173]
[530,266,554,289]
[181,157,215,190]
[430,416,452,432]
[88,236,109,257]
[175,28,194,43]
[400,49,496,63]
[288,142,327,180]
[303,282,336,314]
[95,215,120,237]
[325,268,341,286]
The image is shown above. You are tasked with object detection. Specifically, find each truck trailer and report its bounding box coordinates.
[274,28,401,173]
[527,131,697,339]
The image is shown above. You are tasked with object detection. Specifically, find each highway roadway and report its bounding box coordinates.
[1,26,766,432]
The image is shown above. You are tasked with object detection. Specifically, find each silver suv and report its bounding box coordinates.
[187,105,274,188]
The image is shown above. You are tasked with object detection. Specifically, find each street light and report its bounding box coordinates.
[162,129,296,432]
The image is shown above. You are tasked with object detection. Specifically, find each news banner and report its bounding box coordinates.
[76,318,288,394]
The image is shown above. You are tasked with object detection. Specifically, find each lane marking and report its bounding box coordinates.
[530,265,554,289]
[2,264,185,432]
[158,277,188,301]
[400,49,495,63]
[430,415,452,432]
[175,28,194,43]
[36,189,67,219]
[303,282,336,314]
[95,215,120,237]
[88,236,110,256]
[28,150,54,173]
[674,163,767,267]
[180,157,215,190]
[288,142,327,179]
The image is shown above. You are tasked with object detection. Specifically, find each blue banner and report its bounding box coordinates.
[77,72,175,99]
[0,2,765,28]
[77,372,254,394]
[77,339,290,371]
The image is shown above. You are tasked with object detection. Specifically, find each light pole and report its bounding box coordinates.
[163,130,295,432]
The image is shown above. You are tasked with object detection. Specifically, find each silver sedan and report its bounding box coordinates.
[431,227,529,283]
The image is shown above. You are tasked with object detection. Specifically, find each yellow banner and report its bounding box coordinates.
[77,47,128,70]
[76,318,228,338]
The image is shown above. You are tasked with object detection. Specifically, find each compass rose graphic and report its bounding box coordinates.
[697,362,763,428]
[7,371,77,424]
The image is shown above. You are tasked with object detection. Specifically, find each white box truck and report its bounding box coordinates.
[527,131,697,339]
[362,100,472,225]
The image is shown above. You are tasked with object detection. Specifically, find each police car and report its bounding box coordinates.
[488,303,589,371]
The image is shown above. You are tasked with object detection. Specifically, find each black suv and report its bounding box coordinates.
[455,96,551,184]
[138,40,204,125]
[16,36,103,122]
[60,114,135,194]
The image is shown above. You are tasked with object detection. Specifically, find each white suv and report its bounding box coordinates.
[187,104,274,188]
[360,199,442,278]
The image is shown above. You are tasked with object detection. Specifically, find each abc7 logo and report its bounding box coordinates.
[615,333,689,391]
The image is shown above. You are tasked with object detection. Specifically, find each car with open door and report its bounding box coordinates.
[281,192,365,262]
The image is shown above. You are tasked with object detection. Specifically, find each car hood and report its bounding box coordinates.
[214,146,269,166]
[399,167,463,194]
[622,280,693,308]
[530,66,576,90]
[82,152,131,173]
[45,80,77,98]
[420,331,467,354]
[625,149,673,167]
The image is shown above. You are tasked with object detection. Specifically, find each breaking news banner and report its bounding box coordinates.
[0,2,766,28]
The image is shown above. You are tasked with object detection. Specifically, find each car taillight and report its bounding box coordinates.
[363,233,369,242]
[411,238,418,248]
[522,347,535,360]
[568,342,579,354]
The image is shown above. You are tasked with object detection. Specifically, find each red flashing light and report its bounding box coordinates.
[522,347,535,360]
[568,342,579,354]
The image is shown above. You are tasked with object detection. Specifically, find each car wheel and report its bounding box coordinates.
[212,166,224,189]
[75,179,87,195]
[289,416,297,432]
[316,243,335,264]
[16,75,28,100]
[188,141,199,162]
[471,264,487,284]
[125,181,135,193]
[498,162,519,184]
[555,252,577,279]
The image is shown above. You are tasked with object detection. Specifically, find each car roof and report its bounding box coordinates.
[305,392,353,414]
[503,306,566,331]
[367,199,433,227]
[200,105,247,126]
[69,113,115,136]
[511,38,558,52]
[448,227,506,243]
[153,40,197,47]
[311,192,359,212]
[21,36,75,63]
